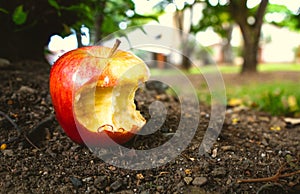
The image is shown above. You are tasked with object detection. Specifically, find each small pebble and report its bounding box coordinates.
[211,148,218,158]
[70,176,82,188]
[18,85,36,93]
[117,190,134,194]
[184,177,193,185]
[94,176,108,190]
[176,181,185,188]
[211,167,227,177]
[221,145,235,152]
[2,149,13,156]
[192,177,207,186]
[257,183,285,194]
[156,185,164,192]
[82,177,93,182]
[110,180,122,191]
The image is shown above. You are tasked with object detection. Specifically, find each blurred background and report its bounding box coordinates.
[0,0,300,117]
[1,0,299,67]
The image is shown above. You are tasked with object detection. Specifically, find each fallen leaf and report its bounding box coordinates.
[108,166,116,171]
[228,98,243,107]
[288,95,299,111]
[136,173,144,180]
[284,117,300,125]
[0,143,7,150]
[232,118,239,125]
[270,126,281,131]
[7,99,13,105]
[270,117,286,129]
[232,105,249,112]
[258,116,270,122]
[185,169,192,175]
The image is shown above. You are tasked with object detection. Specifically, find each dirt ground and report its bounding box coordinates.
[0,61,299,194]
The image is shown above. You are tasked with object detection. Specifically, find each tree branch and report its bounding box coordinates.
[254,0,269,29]
[228,0,247,26]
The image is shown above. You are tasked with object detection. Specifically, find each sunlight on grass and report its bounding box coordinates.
[224,81,300,117]
[196,63,300,74]
[150,63,300,117]
[197,81,300,117]
[258,63,300,72]
[150,63,300,76]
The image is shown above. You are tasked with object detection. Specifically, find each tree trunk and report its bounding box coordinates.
[0,26,50,62]
[229,0,269,74]
[75,29,83,48]
[94,14,104,43]
[173,10,193,69]
[182,54,192,69]
[240,28,259,73]
[93,1,106,43]
[241,44,258,73]
[221,25,234,64]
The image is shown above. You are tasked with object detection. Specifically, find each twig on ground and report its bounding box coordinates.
[22,115,55,149]
[0,110,22,134]
[23,134,40,150]
[0,111,55,149]
[0,110,22,145]
[237,163,300,183]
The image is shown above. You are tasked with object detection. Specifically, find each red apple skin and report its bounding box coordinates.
[49,46,141,146]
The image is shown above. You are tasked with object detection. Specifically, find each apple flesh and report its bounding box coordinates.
[49,45,149,146]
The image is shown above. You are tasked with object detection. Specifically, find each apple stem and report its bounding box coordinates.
[108,39,121,58]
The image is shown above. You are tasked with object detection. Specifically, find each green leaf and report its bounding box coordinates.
[12,5,27,25]
[63,4,93,19]
[101,17,118,35]
[0,8,9,14]
[131,13,159,23]
[48,0,60,10]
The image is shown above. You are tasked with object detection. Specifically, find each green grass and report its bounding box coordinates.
[150,63,300,76]
[188,65,240,74]
[150,63,300,117]
[193,63,300,74]
[224,81,300,117]
[258,63,300,72]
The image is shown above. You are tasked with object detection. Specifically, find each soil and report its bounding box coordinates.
[0,61,299,194]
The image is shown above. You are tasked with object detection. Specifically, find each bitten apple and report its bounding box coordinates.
[49,41,149,146]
